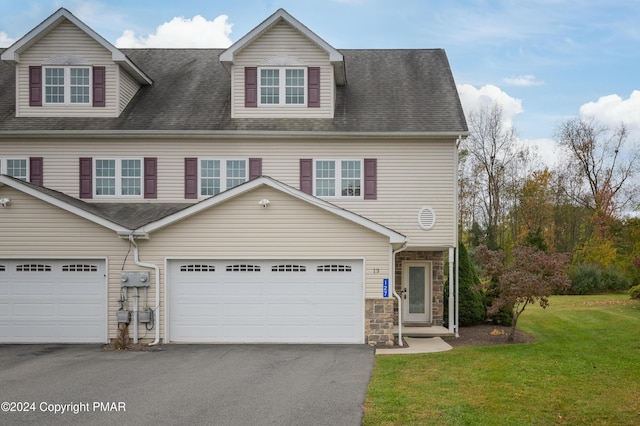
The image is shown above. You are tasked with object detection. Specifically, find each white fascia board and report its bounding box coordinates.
[0,8,152,85]
[219,9,344,80]
[137,176,406,244]
[0,176,131,235]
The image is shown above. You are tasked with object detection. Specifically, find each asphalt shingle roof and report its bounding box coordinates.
[0,48,467,134]
[10,177,188,229]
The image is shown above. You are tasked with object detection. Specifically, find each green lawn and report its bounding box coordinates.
[364,294,640,425]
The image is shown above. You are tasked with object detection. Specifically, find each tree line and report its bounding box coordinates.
[458,104,640,294]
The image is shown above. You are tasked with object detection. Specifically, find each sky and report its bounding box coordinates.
[1,0,639,166]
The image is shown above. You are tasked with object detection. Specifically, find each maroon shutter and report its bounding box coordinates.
[307,67,320,108]
[29,66,42,107]
[79,157,93,199]
[364,158,377,200]
[93,66,106,107]
[249,158,262,180]
[144,157,157,199]
[29,157,44,186]
[300,159,313,195]
[245,67,257,107]
[184,158,198,199]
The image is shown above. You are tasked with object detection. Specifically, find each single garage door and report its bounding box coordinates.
[168,259,364,343]
[0,259,107,343]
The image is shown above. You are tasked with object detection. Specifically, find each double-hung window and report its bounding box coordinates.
[259,68,306,106]
[314,160,362,198]
[44,66,91,105]
[94,159,141,197]
[0,158,28,181]
[199,159,247,196]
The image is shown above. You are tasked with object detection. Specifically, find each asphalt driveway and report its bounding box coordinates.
[0,344,374,426]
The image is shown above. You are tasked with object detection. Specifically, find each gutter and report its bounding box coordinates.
[128,235,161,346]
[0,130,470,140]
[392,242,409,346]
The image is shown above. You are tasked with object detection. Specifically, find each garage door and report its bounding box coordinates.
[0,259,107,343]
[168,260,364,343]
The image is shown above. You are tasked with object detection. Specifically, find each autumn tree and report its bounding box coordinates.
[462,104,526,249]
[555,117,639,238]
[474,245,571,342]
[516,169,555,252]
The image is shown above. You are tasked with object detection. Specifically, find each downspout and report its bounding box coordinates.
[448,247,455,334]
[129,234,161,346]
[455,244,460,337]
[392,242,409,347]
[454,135,463,337]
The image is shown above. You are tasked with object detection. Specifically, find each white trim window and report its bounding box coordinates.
[94,158,142,197]
[259,67,306,106]
[199,159,247,196]
[44,66,91,105]
[314,160,362,198]
[0,158,28,181]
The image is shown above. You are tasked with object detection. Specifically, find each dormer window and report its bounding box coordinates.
[244,66,320,108]
[259,68,306,106]
[44,66,91,105]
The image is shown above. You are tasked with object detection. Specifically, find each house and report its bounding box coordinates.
[0,8,467,346]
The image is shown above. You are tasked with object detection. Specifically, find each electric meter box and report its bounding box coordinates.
[120,271,150,287]
[116,309,130,324]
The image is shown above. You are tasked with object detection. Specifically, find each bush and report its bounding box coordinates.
[444,242,486,327]
[568,263,603,294]
[569,264,632,294]
[629,285,640,299]
[601,267,631,292]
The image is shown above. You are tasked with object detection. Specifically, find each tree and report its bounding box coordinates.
[555,117,639,238]
[445,242,485,326]
[516,169,555,252]
[462,103,532,249]
[474,245,571,342]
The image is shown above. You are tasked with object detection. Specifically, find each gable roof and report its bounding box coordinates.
[220,8,346,85]
[0,175,406,244]
[134,176,407,243]
[0,8,152,85]
[0,47,467,134]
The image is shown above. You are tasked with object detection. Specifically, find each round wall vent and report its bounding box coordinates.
[418,206,436,230]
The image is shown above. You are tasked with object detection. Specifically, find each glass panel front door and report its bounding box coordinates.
[402,261,432,323]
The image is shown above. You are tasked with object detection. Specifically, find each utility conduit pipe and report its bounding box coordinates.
[129,235,161,346]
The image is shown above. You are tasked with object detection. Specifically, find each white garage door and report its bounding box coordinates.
[168,260,364,343]
[0,259,107,343]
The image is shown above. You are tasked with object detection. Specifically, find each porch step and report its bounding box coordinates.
[393,325,455,338]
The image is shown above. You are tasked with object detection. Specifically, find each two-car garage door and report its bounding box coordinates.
[168,259,364,343]
[0,259,106,343]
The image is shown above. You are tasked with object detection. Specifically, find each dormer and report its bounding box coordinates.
[219,9,345,119]
[0,8,152,118]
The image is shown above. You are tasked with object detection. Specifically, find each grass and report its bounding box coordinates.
[363,294,640,425]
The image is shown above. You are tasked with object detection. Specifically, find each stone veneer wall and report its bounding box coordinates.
[364,298,395,347]
[394,250,444,325]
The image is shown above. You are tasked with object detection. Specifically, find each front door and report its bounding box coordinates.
[401,261,432,323]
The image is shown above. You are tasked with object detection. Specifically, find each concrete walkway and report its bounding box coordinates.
[375,336,453,355]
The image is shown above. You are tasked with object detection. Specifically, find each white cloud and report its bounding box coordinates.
[521,137,560,168]
[457,83,523,126]
[0,31,15,48]
[579,91,640,137]
[503,74,544,87]
[115,15,233,48]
